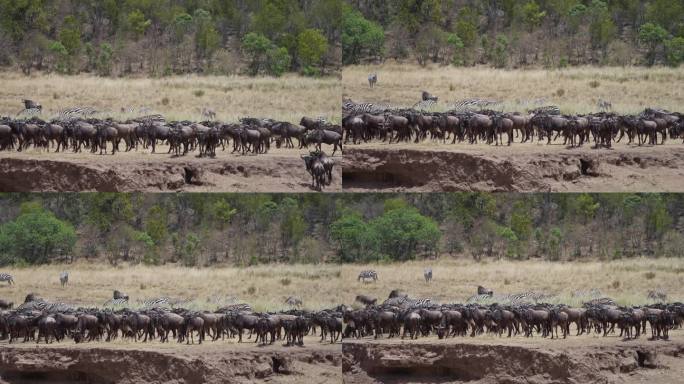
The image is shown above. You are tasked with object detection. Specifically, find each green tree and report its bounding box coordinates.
[194,9,220,59]
[145,205,168,246]
[447,33,465,66]
[97,43,113,76]
[297,28,328,71]
[266,46,292,77]
[639,23,669,65]
[0,202,76,265]
[665,37,684,67]
[371,206,440,261]
[522,1,546,30]
[492,35,509,68]
[126,9,151,40]
[330,213,377,262]
[588,0,616,55]
[341,5,385,64]
[242,32,273,75]
[49,41,69,74]
[645,0,684,35]
[211,199,237,229]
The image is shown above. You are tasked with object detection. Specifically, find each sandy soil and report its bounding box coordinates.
[343,329,684,384]
[0,145,342,192]
[342,141,684,192]
[0,336,341,384]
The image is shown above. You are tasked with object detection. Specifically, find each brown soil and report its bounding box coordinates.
[0,146,342,192]
[342,330,684,384]
[0,336,341,384]
[342,142,684,192]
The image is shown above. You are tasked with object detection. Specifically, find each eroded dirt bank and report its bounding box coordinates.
[0,148,342,192]
[342,339,684,384]
[342,145,684,192]
[0,342,341,384]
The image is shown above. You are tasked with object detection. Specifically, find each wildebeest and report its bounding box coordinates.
[368,73,378,88]
[59,271,69,287]
[424,268,432,283]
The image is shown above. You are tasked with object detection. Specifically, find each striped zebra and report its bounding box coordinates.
[59,271,69,287]
[449,98,503,112]
[201,107,217,121]
[103,298,129,307]
[368,73,378,88]
[406,298,432,308]
[55,106,99,121]
[217,303,252,313]
[0,273,14,285]
[358,270,378,283]
[424,267,432,283]
[584,297,616,306]
[285,296,303,308]
[466,294,494,304]
[383,296,408,306]
[528,105,561,115]
[413,99,438,111]
[139,297,170,308]
[597,98,612,112]
[647,289,667,302]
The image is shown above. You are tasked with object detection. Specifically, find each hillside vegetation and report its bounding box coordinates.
[0,194,682,267]
[344,0,684,68]
[0,0,340,77]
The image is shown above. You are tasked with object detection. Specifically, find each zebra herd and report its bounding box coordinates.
[0,291,343,346]
[1,272,69,288]
[343,98,684,148]
[0,113,343,157]
[344,288,682,341]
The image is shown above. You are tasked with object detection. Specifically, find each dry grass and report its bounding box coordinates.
[0,262,341,312]
[344,63,684,114]
[340,257,684,308]
[0,72,340,123]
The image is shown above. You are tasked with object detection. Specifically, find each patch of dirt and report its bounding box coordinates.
[342,143,684,192]
[0,337,341,384]
[0,146,342,192]
[342,336,684,384]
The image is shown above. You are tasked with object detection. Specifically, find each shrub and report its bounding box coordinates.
[644,271,656,280]
[280,278,291,286]
[193,90,205,97]
[589,80,600,88]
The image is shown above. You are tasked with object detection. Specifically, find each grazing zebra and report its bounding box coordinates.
[285,296,303,308]
[217,303,252,313]
[413,99,438,111]
[59,271,69,287]
[424,267,432,283]
[358,270,378,283]
[0,273,14,285]
[584,297,616,306]
[55,106,99,121]
[598,98,613,112]
[647,289,667,302]
[368,73,378,88]
[139,297,170,308]
[406,298,432,308]
[201,107,217,121]
[103,298,129,307]
[528,105,561,115]
[466,294,494,303]
[449,98,502,112]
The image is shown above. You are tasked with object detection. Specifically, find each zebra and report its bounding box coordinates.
[528,105,561,116]
[217,303,252,313]
[422,91,438,102]
[59,271,69,287]
[413,99,438,111]
[584,297,616,306]
[424,267,432,283]
[201,107,217,121]
[55,106,99,121]
[597,98,612,112]
[139,297,170,308]
[103,298,129,307]
[0,273,14,285]
[647,289,667,302]
[368,73,378,88]
[285,296,303,308]
[406,298,432,308]
[449,98,502,112]
[113,289,129,300]
[466,294,494,303]
[571,288,601,298]
[358,270,378,283]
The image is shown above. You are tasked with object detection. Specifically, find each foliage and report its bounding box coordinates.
[639,22,669,65]
[665,37,684,66]
[297,29,328,70]
[341,5,384,64]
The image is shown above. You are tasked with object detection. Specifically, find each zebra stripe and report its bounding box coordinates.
[103,298,129,307]
[139,297,170,308]
[358,270,378,282]
[0,273,14,285]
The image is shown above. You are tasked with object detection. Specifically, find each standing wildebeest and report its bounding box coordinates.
[59,271,69,287]
[424,268,432,283]
[113,290,129,301]
[355,295,377,307]
[477,286,493,296]
[304,129,342,155]
[0,300,13,309]
[302,153,327,191]
[422,91,438,102]
[368,73,378,88]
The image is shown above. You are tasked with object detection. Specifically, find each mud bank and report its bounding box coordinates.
[342,340,684,384]
[0,344,341,384]
[342,146,684,192]
[0,151,342,192]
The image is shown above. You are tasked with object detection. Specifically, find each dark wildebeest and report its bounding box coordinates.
[355,295,377,307]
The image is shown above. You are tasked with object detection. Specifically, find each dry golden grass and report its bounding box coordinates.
[340,258,684,308]
[0,262,341,312]
[344,63,684,114]
[0,72,340,123]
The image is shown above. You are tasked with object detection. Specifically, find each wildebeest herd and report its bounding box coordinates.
[0,113,342,157]
[344,288,682,342]
[0,291,343,347]
[343,99,684,148]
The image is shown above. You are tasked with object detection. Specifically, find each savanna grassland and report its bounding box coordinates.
[0,72,341,123]
[0,263,341,312]
[340,257,684,308]
[343,63,684,115]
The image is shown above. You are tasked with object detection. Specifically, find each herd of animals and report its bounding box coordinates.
[350,270,681,342]
[343,97,684,148]
[0,273,342,346]
[0,101,343,157]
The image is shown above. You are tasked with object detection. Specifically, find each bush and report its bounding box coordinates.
[589,80,600,88]
[280,278,291,286]
[644,271,656,280]
[193,90,205,97]
[665,37,684,66]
